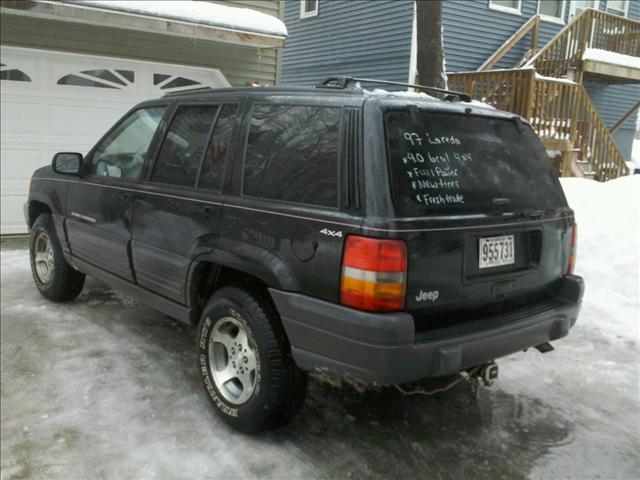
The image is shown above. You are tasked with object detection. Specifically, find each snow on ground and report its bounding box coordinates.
[67,0,288,37]
[560,176,639,345]
[1,178,639,479]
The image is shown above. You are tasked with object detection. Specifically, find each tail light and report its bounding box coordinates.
[340,235,407,312]
[567,224,577,274]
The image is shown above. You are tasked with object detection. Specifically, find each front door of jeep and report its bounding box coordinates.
[66,106,168,281]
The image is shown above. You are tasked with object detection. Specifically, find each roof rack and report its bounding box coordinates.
[316,76,472,103]
[162,86,218,97]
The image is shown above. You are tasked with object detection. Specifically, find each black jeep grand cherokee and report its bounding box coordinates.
[25,78,583,432]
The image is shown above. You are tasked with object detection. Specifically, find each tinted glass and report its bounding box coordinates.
[385,110,567,216]
[152,105,218,187]
[243,104,341,207]
[199,104,238,191]
[90,107,166,180]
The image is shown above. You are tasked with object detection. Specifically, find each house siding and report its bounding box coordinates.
[0,0,283,87]
[282,0,413,87]
[282,0,637,161]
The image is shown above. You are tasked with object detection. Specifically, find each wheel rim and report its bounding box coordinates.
[208,316,258,405]
[34,232,54,284]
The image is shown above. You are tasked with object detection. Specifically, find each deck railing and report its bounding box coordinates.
[526,8,640,78]
[448,69,629,180]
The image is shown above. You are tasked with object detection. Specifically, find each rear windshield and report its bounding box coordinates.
[385,110,566,216]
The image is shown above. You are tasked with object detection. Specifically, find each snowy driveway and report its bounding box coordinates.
[1,178,638,480]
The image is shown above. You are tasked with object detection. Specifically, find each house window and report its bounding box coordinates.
[300,0,318,19]
[569,0,600,18]
[538,0,566,23]
[154,74,202,91]
[57,69,134,89]
[606,0,629,17]
[0,64,31,82]
[489,0,522,15]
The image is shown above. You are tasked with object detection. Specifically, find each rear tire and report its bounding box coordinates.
[29,213,85,302]
[197,286,307,433]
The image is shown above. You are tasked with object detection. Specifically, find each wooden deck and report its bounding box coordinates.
[447,9,638,181]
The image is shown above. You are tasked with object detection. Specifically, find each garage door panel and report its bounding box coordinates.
[1,45,229,235]
[0,149,42,178]
[48,103,128,136]
[0,101,42,136]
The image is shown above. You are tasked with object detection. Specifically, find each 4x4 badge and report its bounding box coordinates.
[320,228,343,238]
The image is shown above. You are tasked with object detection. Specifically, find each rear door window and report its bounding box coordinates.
[385,110,567,216]
[242,104,341,207]
[151,105,218,187]
[198,104,238,191]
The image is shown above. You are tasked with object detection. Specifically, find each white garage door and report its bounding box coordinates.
[0,46,230,235]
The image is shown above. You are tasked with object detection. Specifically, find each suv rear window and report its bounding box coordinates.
[385,110,566,216]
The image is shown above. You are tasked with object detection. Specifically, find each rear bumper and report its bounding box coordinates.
[269,275,584,385]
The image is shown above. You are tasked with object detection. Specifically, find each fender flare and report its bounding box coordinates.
[184,247,299,309]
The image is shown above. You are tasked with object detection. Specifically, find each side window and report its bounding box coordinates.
[243,104,341,207]
[89,106,166,180]
[151,105,218,187]
[199,104,238,191]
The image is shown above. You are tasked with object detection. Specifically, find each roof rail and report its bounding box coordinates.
[316,76,472,103]
[162,86,217,97]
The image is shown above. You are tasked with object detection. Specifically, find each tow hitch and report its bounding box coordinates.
[395,362,499,397]
[477,362,499,386]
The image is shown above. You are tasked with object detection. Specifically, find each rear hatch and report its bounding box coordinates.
[382,106,574,333]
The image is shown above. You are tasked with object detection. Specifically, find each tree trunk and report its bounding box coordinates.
[415,0,446,89]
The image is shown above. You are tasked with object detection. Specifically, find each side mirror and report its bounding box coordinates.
[52,152,83,175]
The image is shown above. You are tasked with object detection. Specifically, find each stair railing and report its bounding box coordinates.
[526,8,640,79]
[447,69,630,180]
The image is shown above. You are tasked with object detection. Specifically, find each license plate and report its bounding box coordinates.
[479,235,515,269]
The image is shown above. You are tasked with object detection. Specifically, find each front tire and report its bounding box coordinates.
[29,213,85,302]
[197,286,307,433]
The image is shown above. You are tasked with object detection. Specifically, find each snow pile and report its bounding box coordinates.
[560,176,639,345]
[582,48,640,69]
[67,0,288,37]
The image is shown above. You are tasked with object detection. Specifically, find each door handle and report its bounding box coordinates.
[118,191,130,200]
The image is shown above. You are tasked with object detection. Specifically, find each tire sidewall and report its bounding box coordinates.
[29,215,60,293]
[197,293,270,427]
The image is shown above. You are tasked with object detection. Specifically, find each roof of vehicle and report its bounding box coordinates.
[140,77,510,119]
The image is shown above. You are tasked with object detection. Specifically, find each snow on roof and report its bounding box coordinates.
[582,48,640,70]
[363,88,496,109]
[66,0,288,38]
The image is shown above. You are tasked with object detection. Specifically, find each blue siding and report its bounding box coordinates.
[282,0,413,87]
[282,0,638,159]
[443,0,562,72]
